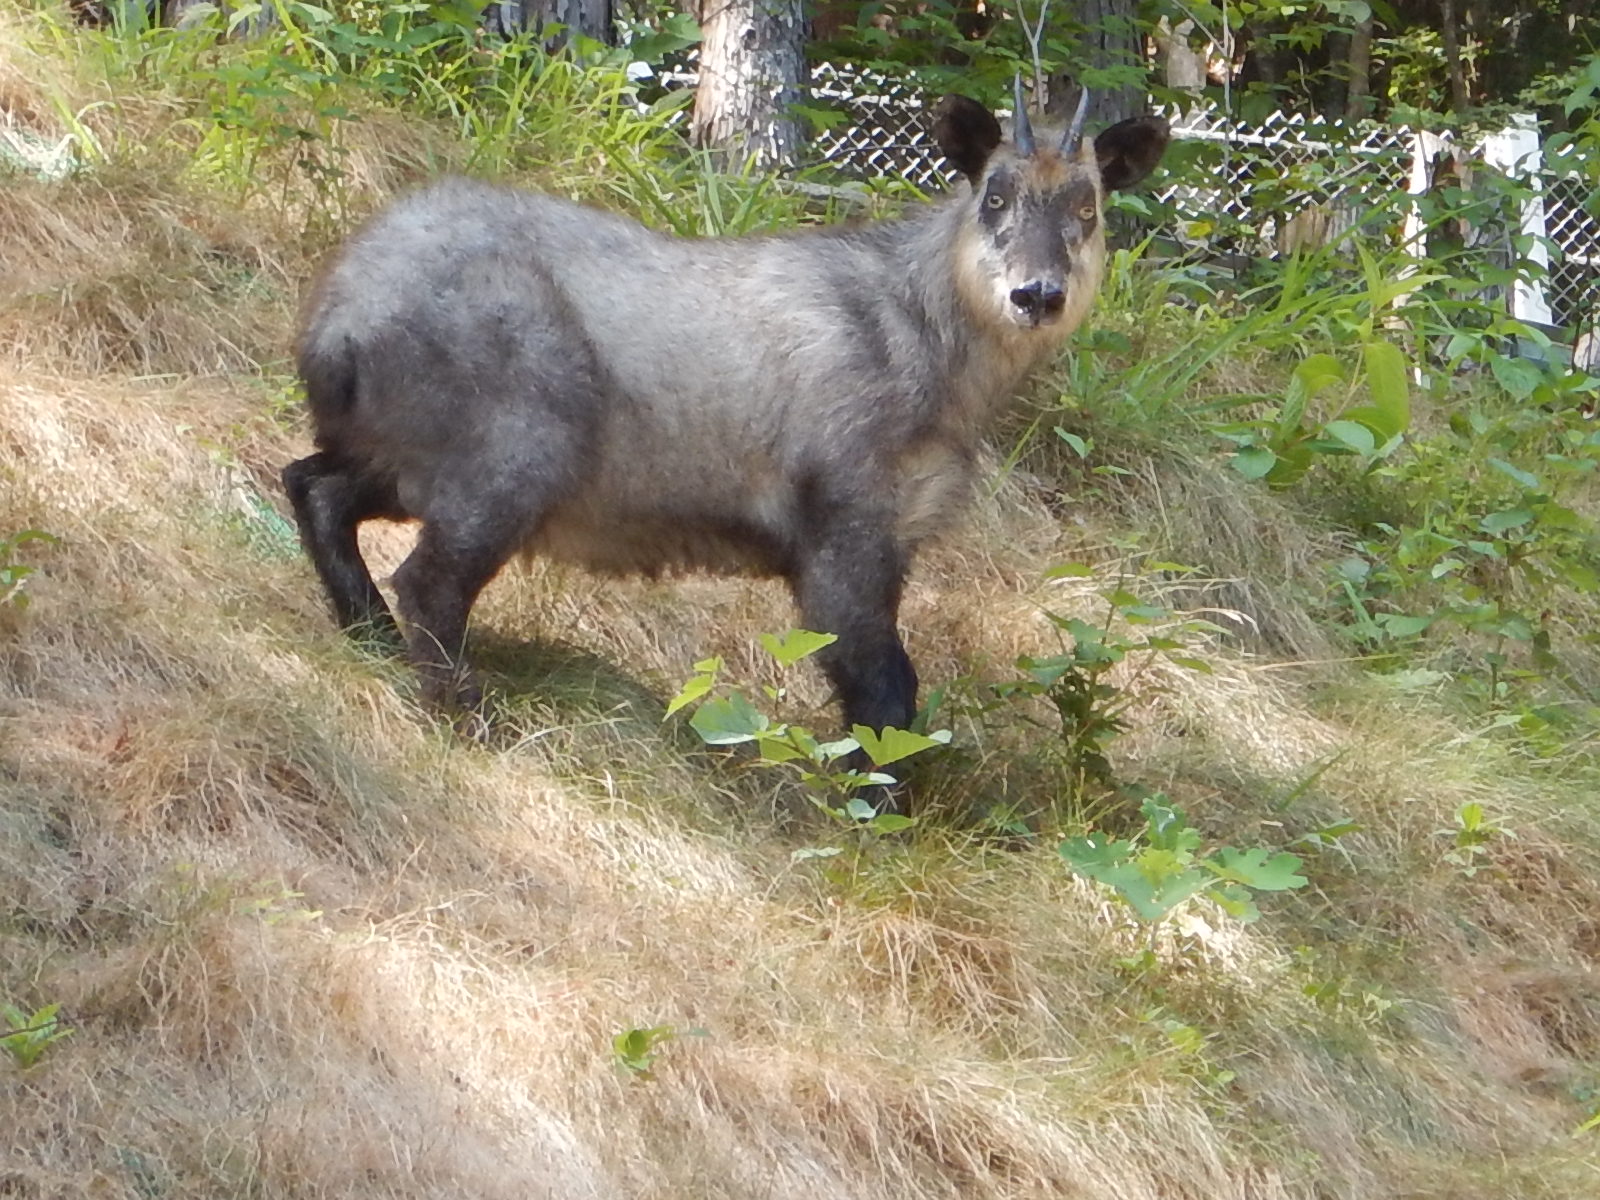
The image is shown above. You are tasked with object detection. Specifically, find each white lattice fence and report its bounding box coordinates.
[808,62,948,190]
[1151,104,1417,254]
[1544,171,1598,334]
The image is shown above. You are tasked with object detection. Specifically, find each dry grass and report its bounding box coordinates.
[4,9,1600,1198]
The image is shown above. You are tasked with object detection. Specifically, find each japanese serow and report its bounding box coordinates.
[283,82,1170,754]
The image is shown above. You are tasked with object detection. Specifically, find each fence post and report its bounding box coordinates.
[1398,128,1445,280]
[1480,113,1554,328]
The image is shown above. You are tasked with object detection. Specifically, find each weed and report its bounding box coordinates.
[667,630,950,814]
[1437,801,1514,877]
[612,1024,703,1080]
[1059,794,1308,938]
[0,529,57,611]
[2,1002,74,1069]
[965,559,1219,815]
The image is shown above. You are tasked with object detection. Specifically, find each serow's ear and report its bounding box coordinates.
[1093,116,1171,192]
[932,94,1003,185]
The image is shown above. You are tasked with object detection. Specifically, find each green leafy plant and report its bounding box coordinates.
[1133,1006,1239,1092]
[1322,378,1600,696]
[1293,947,1401,1029]
[982,561,1217,807]
[666,630,950,827]
[0,529,57,611]
[1437,801,1513,877]
[611,1023,703,1080]
[2,1002,74,1069]
[1219,336,1411,488]
[1059,794,1307,932]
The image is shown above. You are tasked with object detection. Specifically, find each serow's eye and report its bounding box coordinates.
[986,193,1006,210]
[1078,204,1097,221]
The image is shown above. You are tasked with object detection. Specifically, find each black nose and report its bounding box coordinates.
[1010,282,1067,317]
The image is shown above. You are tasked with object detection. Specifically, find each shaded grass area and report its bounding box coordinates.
[4,5,1600,1197]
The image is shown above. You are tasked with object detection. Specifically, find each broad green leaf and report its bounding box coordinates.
[759,628,838,667]
[1479,508,1535,534]
[1057,835,1208,923]
[814,737,860,760]
[1265,442,1313,487]
[1351,339,1410,440]
[1141,795,1199,853]
[1044,562,1095,579]
[845,797,878,821]
[1058,832,1137,874]
[1487,457,1541,490]
[1055,427,1090,457]
[1489,354,1543,400]
[689,692,770,745]
[869,813,917,834]
[1375,612,1433,637]
[752,734,806,764]
[1534,502,1584,531]
[1558,559,1600,592]
[628,12,702,61]
[850,725,950,766]
[1294,352,1347,394]
[1324,419,1377,456]
[1112,860,1210,922]
[1205,846,1309,892]
[1231,446,1277,480]
[664,670,717,718]
[1019,653,1074,686]
[1205,882,1263,923]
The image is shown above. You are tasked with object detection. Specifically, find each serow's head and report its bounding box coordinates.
[935,77,1169,335]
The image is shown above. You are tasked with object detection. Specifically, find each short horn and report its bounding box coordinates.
[1012,72,1036,157]
[1061,87,1090,156]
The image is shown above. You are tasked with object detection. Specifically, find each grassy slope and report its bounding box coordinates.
[3,7,1600,1197]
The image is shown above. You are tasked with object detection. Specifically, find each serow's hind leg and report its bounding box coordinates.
[282,452,403,649]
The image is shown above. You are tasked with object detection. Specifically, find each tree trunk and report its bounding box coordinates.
[1345,15,1374,120]
[482,0,615,47]
[1319,27,1352,117]
[691,0,808,169]
[1048,0,1146,126]
[1439,0,1469,112]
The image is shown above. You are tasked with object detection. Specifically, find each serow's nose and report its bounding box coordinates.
[1010,282,1067,320]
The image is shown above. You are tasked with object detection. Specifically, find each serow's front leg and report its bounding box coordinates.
[791,520,920,808]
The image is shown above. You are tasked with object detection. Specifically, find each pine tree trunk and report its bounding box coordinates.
[691,0,808,169]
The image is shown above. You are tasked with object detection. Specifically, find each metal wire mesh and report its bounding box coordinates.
[1542,172,1598,332]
